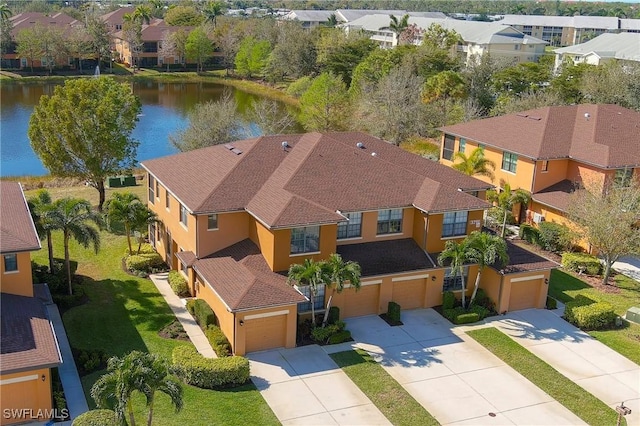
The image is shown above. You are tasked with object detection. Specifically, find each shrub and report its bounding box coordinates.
[455,312,480,324]
[124,243,155,256]
[470,288,495,312]
[571,302,616,330]
[193,299,216,328]
[538,222,575,253]
[328,306,340,325]
[327,330,352,344]
[442,291,456,310]
[469,304,490,320]
[171,346,249,389]
[387,301,401,324]
[186,299,197,315]
[564,294,597,324]
[52,283,86,311]
[311,321,345,344]
[205,325,231,357]
[125,251,165,273]
[74,348,108,375]
[546,296,557,310]
[168,271,189,297]
[443,306,466,322]
[519,223,540,245]
[562,253,602,276]
[72,410,118,426]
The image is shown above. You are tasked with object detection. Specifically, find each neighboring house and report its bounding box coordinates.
[343,15,547,63]
[0,182,62,424]
[282,10,336,28]
[100,6,135,33]
[553,32,640,72]
[282,9,447,28]
[142,132,555,355]
[439,104,640,241]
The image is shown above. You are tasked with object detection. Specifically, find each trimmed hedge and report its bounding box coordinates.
[72,410,117,426]
[519,223,540,245]
[204,325,231,357]
[168,271,189,297]
[387,301,401,324]
[455,312,480,324]
[561,253,602,276]
[192,299,216,328]
[564,295,597,325]
[570,301,617,330]
[443,306,465,322]
[171,345,249,389]
[123,243,155,256]
[328,306,340,325]
[444,307,483,324]
[469,304,490,320]
[442,291,456,310]
[327,330,352,344]
[125,251,165,274]
[186,298,196,315]
[546,296,557,310]
[311,321,346,344]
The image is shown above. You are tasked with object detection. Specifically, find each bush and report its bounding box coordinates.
[186,299,197,315]
[125,251,165,274]
[124,243,155,256]
[564,294,597,324]
[171,346,249,389]
[72,410,118,426]
[571,301,616,330]
[311,321,345,344]
[52,283,86,311]
[443,306,466,322]
[387,301,401,324]
[168,271,189,297]
[562,253,602,276]
[192,299,216,328]
[538,222,575,253]
[205,325,231,357]
[546,296,557,310]
[519,224,540,245]
[442,291,456,310]
[328,306,340,325]
[469,304,490,320]
[455,312,480,324]
[327,330,352,344]
[73,348,108,375]
[470,288,495,312]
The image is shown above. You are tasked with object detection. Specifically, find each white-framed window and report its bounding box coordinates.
[148,176,155,203]
[207,214,218,230]
[443,134,455,160]
[442,211,468,238]
[541,160,549,172]
[3,254,18,273]
[459,138,466,153]
[180,204,188,227]
[337,212,362,239]
[155,180,160,199]
[165,191,170,209]
[443,266,469,292]
[377,209,403,235]
[502,151,518,173]
[290,226,320,254]
[296,284,326,312]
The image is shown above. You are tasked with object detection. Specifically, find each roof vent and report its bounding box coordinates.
[231,148,243,155]
[528,116,541,121]
[356,142,365,149]
[371,152,377,157]
[516,113,528,118]
[584,112,590,120]
[281,141,289,150]
[224,144,234,150]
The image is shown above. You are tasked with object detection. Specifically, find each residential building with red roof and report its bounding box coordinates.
[142,132,555,355]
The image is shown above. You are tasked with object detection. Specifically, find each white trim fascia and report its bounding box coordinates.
[243,310,290,320]
[391,274,429,282]
[510,274,545,283]
[0,374,38,385]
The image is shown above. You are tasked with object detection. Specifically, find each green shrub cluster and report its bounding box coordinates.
[171,346,249,389]
[562,253,602,276]
[455,312,480,324]
[192,299,216,327]
[123,244,156,256]
[327,330,352,344]
[52,283,86,311]
[564,294,596,324]
[468,304,490,320]
[328,306,340,325]
[286,76,312,97]
[565,295,616,330]
[168,271,190,297]
[186,299,196,315]
[444,306,485,324]
[72,410,117,426]
[74,348,108,375]
[311,321,346,344]
[538,222,575,253]
[387,301,401,323]
[470,288,495,313]
[125,250,165,275]
[519,224,540,245]
[546,296,557,310]
[205,325,231,357]
[442,291,456,310]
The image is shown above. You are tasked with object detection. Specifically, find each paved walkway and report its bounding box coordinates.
[248,345,390,425]
[613,255,640,282]
[149,273,216,358]
[346,309,586,426]
[491,308,640,426]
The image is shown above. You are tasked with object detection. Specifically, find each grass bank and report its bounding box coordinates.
[549,269,640,364]
[330,350,440,426]
[468,327,623,426]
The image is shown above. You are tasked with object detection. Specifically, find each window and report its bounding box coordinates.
[443,266,469,292]
[180,204,188,227]
[502,151,518,173]
[337,212,362,239]
[290,226,320,254]
[458,138,466,153]
[166,230,172,259]
[155,180,160,199]
[377,209,403,235]
[442,211,468,238]
[148,176,155,203]
[180,260,187,275]
[541,160,549,172]
[615,168,633,187]
[165,191,170,209]
[296,284,326,312]
[443,134,455,160]
[149,223,156,247]
[207,214,218,230]
[3,254,17,272]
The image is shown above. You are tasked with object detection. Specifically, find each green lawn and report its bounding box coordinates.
[330,350,440,426]
[549,269,640,364]
[468,328,623,426]
[31,226,278,425]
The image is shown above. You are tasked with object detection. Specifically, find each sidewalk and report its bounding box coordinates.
[149,273,216,358]
[613,256,640,281]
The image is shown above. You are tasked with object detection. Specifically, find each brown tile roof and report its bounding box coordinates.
[441,104,640,168]
[532,180,577,212]
[496,241,559,274]
[193,240,306,311]
[175,251,196,267]
[142,132,490,228]
[112,20,193,42]
[337,239,435,277]
[10,12,79,37]
[0,182,41,253]
[100,6,135,25]
[0,293,61,374]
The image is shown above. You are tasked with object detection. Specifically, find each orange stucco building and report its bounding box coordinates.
[143,132,555,355]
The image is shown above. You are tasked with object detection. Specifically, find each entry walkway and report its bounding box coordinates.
[149,273,216,358]
[248,345,390,425]
[491,308,640,426]
[347,309,586,425]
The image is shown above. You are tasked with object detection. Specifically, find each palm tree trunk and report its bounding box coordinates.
[97,179,106,212]
[146,394,154,426]
[322,289,336,327]
[65,232,72,295]
[310,293,316,326]
[460,268,466,309]
[501,209,508,238]
[47,230,55,273]
[128,399,136,426]
[470,271,481,306]
[125,223,133,255]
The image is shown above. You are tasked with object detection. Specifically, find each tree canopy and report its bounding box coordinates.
[299,72,351,132]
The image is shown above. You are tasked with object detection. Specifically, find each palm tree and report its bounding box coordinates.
[0,3,11,21]
[438,240,470,308]
[452,148,496,181]
[48,198,103,295]
[148,0,165,18]
[106,192,144,255]
[321,254,361,327]
[133,5,152,25]
[138,353,183,426]
[132,206,158,254]
[287,259,328,327]
[202,1,224,28]
[466,231,509,305]
[28,189,56,273]
[389,14,409,38]
[486,182,531,238]
[326,13,338,27]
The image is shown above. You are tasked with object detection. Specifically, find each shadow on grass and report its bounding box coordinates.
[549,269,591,302]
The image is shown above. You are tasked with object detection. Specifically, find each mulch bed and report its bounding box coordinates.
[159,319,190,341]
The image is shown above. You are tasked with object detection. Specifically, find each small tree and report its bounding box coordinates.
[438,240,470,308]
[105,192,144,255]
[235,36,271,78]
[321,254,361,327]
[486,182,531,238]
[389,14,409,39]
[452,148,496,181]
[466,231,509,305]
[185,26,213,73]
[287,259,328,327]
[300,72,351,131]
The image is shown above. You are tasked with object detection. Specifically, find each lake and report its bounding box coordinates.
[0,81,300,177]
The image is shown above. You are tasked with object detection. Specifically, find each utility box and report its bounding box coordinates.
[625,307,640,324]
[122,176,136,187]
[107,177,122,188]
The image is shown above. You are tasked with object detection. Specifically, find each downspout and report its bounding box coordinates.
[423,213,437,268]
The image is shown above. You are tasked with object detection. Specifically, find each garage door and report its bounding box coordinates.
[245,314,287,353]
[509,279,542,311]
[342,285,379,318]
[392,280,425,310]
[1,376,40,422]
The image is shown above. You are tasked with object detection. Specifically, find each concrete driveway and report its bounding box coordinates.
[613,255,640,281]
[248,345,390,425]
[493,309,640,426]
[346,309,586,426]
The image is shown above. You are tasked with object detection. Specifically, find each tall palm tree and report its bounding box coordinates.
[138,353,183,426]
[48,198,103,294]
[438,239,470,308]
[133,5,152,25]
[452,148,496,181]
[321,254,361,327]
[148,0,165,18]
[28,189,56,273]
[106,192,144,255]
[389,14,409,38]
[486,182,531,238]
[202,1,224,28]
[287,259,328,326]
[466,231,509,305]
[132,206,158,254]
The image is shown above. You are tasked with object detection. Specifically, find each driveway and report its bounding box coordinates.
[248,345,390,425]
[346,309,586,426]
[493,308,640,426]
[613,255,640,281]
